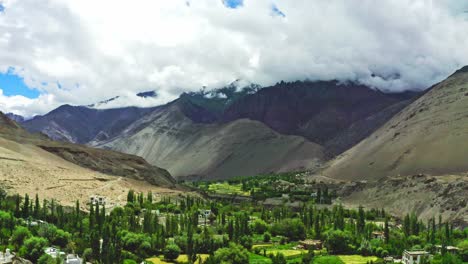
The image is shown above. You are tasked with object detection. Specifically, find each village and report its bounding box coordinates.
[0,187,465,264]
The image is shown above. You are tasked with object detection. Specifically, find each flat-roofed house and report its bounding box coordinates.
[298,240,323,250]
[402,250,430,264]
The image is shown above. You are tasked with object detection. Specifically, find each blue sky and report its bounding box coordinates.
[0,71,40,98]
[224,0,243,9]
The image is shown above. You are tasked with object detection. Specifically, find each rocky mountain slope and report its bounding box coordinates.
[22,105,156,144]
[95,100,325,180]
[223,80,418,155]
[0,112,175,187]
[323,66,468,181]
[21,81,417,159]
[338,173,467,226]
[5,113,25,123]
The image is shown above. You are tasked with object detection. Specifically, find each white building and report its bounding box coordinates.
[44,247,65,259]
[65,254,83,264]
[89,195,107,205]
[402,250,430,264]
[0,249,13,264]
[198,209,212,219]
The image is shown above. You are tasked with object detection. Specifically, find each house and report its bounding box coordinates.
[298,240,323,250]
[89,195,106,205]
[198,209,212,219]
[372,231,385,240]
[0,249,13,264]
[402,250,430,264]
[44,247,65,259]
[435,245,460,254]
[65,254,83,264]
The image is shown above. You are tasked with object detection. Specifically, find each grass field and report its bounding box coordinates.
[249,252,272,264]
[207,182,250,195]
[338,255,379,264]
[147,254,209,264]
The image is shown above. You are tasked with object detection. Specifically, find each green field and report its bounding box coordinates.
[207,182,250,195]
[338,255,379,264]
[249,252,272,264]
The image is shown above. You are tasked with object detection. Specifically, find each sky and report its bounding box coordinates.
[0,0,468,117]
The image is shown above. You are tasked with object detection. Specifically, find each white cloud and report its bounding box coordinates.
[0,0,467,117]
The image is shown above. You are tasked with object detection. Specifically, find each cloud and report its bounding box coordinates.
[0,0,468,117]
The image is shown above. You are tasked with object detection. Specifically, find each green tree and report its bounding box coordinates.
[127,190,135,204]
[11,226,32,250]
[19,236,48,262]
[270,218,306,240]
[252,219,268,234]
[325,230,351,254]
[37,254,56,264]
[164,243,181,261]
[384,217,390,243]
[271,253,287,264]
[207,243,249,264]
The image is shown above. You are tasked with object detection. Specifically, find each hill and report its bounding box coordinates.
[223,80,418,155]
[94,101,325,180]
[323,66,468,181]
[22,105,156,144]
[0,112,178,207]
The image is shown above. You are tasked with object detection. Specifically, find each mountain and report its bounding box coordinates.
[320,67,468,224]
[323,66,468,181]
[0,112,177,206]
[178,80,261,119]
[94,100,325,180]
[0,111,175,186]
[20,80,419,180]
[5,113,25,123]
[223,80,419,155]
[22,105,157,144]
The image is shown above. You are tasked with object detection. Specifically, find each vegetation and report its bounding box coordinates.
[0,177,466,264]
[187,172,336,204]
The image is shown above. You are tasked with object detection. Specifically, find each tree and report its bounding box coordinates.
[252,219,268,234]
[11,226,32,250]
[19,236,48,262]
[357,206,366,234]
[37,254,56,264]
[384,217,390,243]
[164,244,181,261]
[127,190,135,204]
[325,230,351,254]
[271,253,287,264]
[208,243,249,264]
[302,249,315,264]
[271,218,306,240]
[22,194,29,218]
[34,194,40,218]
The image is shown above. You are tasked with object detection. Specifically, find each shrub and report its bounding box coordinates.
[164,243,181,261]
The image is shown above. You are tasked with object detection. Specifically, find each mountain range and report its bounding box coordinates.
[17,80,419,179]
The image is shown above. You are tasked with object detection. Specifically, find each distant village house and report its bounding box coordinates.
[298,240,323,250]
[89,195,107,206]
[402,250,430,264]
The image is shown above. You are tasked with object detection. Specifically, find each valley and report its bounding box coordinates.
[1,70,467,264]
